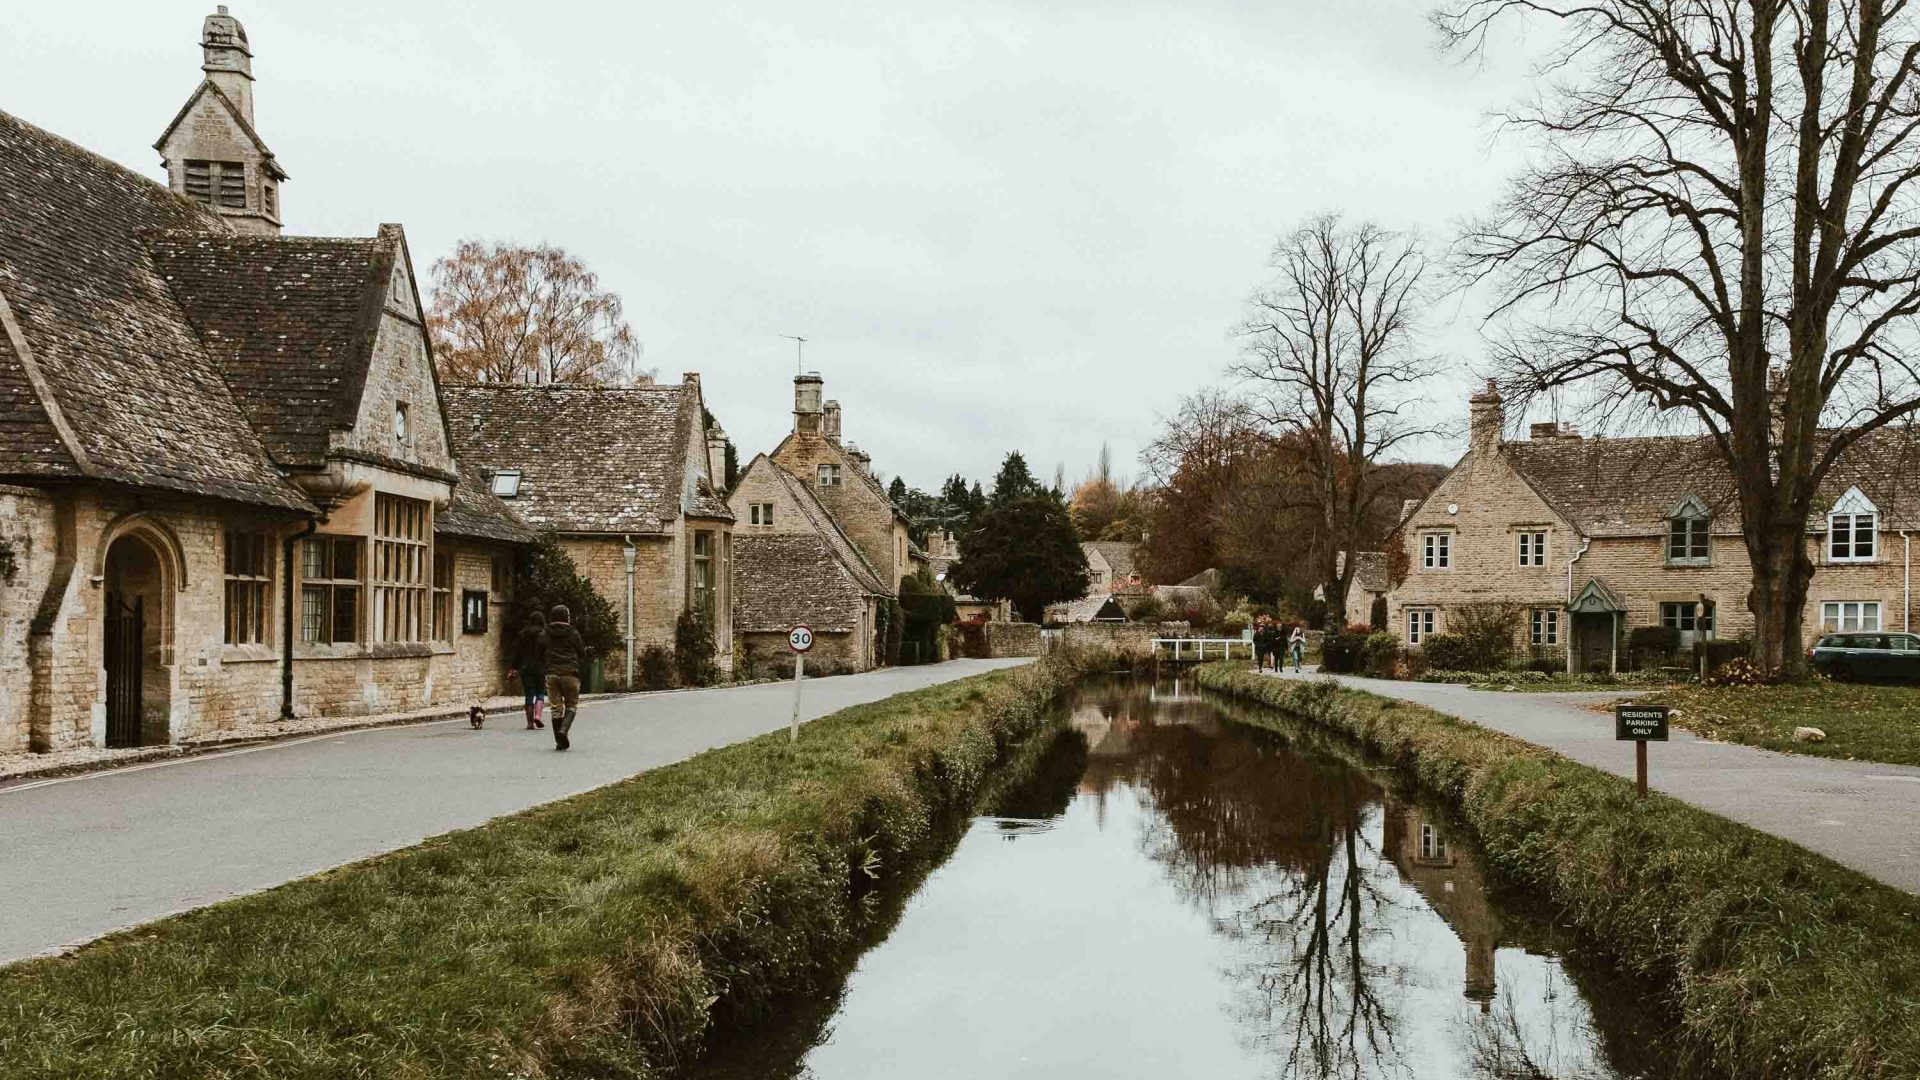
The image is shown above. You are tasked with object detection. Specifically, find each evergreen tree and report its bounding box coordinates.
[952,453,1089,622]
[888,475,909,503]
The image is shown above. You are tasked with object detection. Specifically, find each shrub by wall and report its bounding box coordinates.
[1194,664,1920,1080]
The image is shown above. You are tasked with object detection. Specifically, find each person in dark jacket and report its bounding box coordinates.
[538,604,590,751]
[508,617,547,730]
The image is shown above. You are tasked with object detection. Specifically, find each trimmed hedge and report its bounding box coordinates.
[0,654,1099,1079]
[1194,664,1920,1079]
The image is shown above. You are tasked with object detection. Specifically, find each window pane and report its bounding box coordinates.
[333,587,358,643]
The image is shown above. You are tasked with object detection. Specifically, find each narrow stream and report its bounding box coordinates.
[692,676,1700,1080]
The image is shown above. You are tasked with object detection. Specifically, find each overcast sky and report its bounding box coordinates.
[5,1,1540,492]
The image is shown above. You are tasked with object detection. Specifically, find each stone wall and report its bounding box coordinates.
[985,621,1043,658]
[739,628,863,679]
[556,525,734,689]
[336,292,454,476]
[6,484,519,755]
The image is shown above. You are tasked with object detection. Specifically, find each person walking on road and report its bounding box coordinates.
[538,604,589,751]
[1288,625,1306,673]
[1254,617,1276,672]
[508,616,547,730]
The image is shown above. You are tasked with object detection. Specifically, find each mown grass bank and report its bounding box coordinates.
[0,655,1093,1080]
[1645,680,1920,767]
[1194,664,1920,1080]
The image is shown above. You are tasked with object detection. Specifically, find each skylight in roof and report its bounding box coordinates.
[490,470,522,498]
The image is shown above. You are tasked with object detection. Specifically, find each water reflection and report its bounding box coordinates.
[689,678,1695,1080]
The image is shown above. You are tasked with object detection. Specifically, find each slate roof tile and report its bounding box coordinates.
[441,384,697,534]
[733,532,868,633]
[147,230,387,466]
[0,109,309,509]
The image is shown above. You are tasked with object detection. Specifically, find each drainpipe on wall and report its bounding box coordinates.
[623,535,637,688]
[1565,536,1591,675]
[280,516,319,720]
[1904,531,1912,632]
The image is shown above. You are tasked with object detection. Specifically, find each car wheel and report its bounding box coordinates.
[1829,662,1852,682]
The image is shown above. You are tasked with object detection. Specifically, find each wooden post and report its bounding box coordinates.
[1635,740,1648,798]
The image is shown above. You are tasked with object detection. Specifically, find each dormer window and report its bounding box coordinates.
[184,160,246,209]
[490,470,522,498]
[1666,496,1710,565]
[1828,487,1878,563]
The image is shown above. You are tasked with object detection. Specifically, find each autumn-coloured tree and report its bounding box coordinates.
[1069,443,1147,542]
[427,240,648,386]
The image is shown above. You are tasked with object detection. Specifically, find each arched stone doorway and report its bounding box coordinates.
[101,532,173,747]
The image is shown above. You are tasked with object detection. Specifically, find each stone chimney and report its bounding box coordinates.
[844,441,872,476]
[1468,380,1505,454]
[793,372,823,435]
[201,6,255,123]
[823,399,842,443]
[705,424,729,489]
[157,7,284,235]
[927,530,953,560]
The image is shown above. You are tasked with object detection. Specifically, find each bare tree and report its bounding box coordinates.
[1437,1,1920,671]
[426,240,649,386]
[1233,215,1442,630]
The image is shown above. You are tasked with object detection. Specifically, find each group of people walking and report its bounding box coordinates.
[1255,617,1306,673]
[507,604,589,751]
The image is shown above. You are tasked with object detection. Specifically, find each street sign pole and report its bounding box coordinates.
[787,625,814,744]
[1614,704,1670,799]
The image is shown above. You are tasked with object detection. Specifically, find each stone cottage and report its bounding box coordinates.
[0,8,532,755]
[727,453,889,673]
[441,379,734,686]
[923,530,1011,623]
[768,373,914,594]
[1388,382,1920,671]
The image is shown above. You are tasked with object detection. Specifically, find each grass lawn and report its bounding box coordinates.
[1646,680,1920,766]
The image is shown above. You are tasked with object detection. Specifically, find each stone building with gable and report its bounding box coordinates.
[1388,382,1920,672]
[442,379,734,685]
[769,373,915,593]
[0,8,534,755]
[727,453,889,673]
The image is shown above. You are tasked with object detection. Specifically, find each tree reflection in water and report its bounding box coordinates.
[1067,679,1632,1080]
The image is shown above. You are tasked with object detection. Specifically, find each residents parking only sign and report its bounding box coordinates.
[1615,704,1670,741]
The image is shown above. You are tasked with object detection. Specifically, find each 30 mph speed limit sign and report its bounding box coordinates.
[788,625,815,653]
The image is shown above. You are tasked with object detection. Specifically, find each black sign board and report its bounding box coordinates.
[1615,705,1670,742]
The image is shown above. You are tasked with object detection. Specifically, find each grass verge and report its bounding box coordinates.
[1195,663,1920,1080]
[1645,680,1920,767]
[0,654,1094,1080]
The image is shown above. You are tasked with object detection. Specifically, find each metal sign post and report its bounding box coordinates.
[788,625,814,743]
[1614,704,1670,798]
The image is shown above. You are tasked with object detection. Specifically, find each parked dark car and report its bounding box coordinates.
[1808,632,1920,682]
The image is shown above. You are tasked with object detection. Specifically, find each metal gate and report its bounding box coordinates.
[104,592,144,748]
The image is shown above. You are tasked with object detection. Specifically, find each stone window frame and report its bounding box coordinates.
[222,528,273,646]
[1516,529,1548,568]
[1406,607,1436,644]
[1827,486,1879,563]
[1421,532,1451,570]
[691,529,716,628]
[1530,607,1559,646]
[1417,822,1448,864]
[749,502,775,526]
[818,463,842,487]
[1666,495,1711,566]
[1821,600,1881,632]
[300,535,362,644]
[1659,599,1715,635]
[461,590,490,634]
[371,494,431,644]
[431,552,455,642]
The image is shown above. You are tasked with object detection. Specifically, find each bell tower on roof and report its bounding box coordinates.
[155,6,287,235]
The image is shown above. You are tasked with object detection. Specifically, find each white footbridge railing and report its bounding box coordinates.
[1152,637,1255,662]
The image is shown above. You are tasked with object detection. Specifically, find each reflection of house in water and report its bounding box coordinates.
[1381,796,1501,1010]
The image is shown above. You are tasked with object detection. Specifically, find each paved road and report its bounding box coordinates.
[1268,670,1920,894]
[0,659,1030,965]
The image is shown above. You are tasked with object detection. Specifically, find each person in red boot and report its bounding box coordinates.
[508,616,547,730]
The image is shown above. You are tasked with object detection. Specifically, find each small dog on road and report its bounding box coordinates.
[469,705,486,730]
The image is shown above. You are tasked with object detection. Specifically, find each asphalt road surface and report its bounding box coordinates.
[0,659,1030,965]
[1270,669,1920,894]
